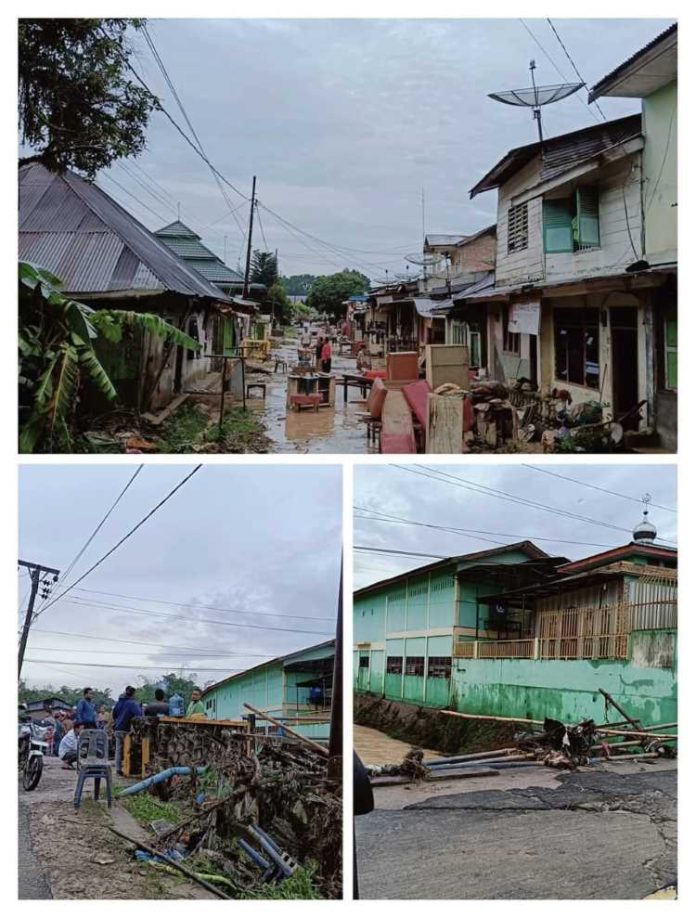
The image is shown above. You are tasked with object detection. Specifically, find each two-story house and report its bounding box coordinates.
[589,23,677,448]
[354,519,676,724]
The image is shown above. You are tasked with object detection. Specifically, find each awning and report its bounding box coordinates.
[413,297,453,318]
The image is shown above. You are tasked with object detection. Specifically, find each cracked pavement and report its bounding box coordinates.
[355,762,677,899]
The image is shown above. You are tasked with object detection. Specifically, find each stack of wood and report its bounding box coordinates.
[470,382,518,448]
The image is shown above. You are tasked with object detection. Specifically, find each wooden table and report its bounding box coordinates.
[339,372,371,401]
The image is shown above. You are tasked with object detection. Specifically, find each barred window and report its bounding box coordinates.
[427,656,452,679]
[507,202,528,253]
[404,656,425,676]
[359,655,370,668]
[386,656,403,674]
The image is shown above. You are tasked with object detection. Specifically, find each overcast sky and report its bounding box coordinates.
[86,17,673,280]
[354,464,677,590]
[19,464,342,694]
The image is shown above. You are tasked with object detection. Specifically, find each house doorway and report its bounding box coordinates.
[610,307,639,428]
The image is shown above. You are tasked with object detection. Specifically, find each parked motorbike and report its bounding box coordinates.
[18,719,48,791]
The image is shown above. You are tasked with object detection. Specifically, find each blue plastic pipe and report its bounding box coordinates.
[119,765,206,797]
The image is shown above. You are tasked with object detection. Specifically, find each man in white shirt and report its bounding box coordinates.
[58,722,83,769]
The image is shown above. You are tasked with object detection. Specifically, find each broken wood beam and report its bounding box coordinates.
[598,688,643,732]
[243,703,329,757]
[596,728,677,740]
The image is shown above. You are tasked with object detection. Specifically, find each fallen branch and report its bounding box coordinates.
[243,703,329,757]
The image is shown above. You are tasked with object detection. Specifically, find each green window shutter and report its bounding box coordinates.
[576,187,600,248]
[543,199,573,253]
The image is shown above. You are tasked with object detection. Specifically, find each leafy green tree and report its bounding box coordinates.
[18,681,113,708]
[280,274,316,297]
[306,270,369,320]
[250,250,278,289]
[264,281,292,325]
[18,261,201,453]
[136,672,201,704]
[18,19,157,177]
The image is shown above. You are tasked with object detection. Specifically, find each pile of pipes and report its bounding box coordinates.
[123,721,341,898]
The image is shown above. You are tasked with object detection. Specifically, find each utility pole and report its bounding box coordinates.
[327,558,343,781]
[17,559,60,679]
[242,176,257,299]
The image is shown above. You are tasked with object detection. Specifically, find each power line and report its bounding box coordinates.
[354,507,620,549]
[36,466,203,618]
[99,172,169,223]
[60,596,334,637]
[546,19,608,121]
[115,161,178,216]
[52,466,144,597]
[354,546,449,560]
[395,465,633,535]
[31,628,273,657]
[29,646,253,660]
[23,658,240,673]
[73,586,334,622]
[521,465,676,513]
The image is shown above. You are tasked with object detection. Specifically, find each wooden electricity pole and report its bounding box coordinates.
[18,559,60,679]
[242,175,257,299]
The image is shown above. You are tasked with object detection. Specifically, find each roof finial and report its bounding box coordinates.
[177,201,181,220]
[633,493,657,543]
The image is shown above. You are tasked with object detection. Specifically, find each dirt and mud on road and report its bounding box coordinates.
[355,753,677,899]
[18,758,216,900]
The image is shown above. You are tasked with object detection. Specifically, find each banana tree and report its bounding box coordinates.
[19,261,201,452]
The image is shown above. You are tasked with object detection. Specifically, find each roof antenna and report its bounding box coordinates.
[177,201,181,220]
[488,60,584,145]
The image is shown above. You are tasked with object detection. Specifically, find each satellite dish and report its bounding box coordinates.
[405,252,444,266]
[489,60,584,142]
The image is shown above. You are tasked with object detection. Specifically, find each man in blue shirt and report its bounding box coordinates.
[112,686,142,776]
[75,688,97,728]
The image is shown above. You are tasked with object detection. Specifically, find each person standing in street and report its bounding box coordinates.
[75,687,97,728]
[321,338,333,373]
[144,688,169,716]
[112,686,142,775]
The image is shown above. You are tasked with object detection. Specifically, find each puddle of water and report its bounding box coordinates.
[251,342,377,454]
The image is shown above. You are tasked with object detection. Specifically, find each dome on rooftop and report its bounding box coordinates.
[633,510,657,544]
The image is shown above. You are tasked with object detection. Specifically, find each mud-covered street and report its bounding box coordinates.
[18,758,214,900]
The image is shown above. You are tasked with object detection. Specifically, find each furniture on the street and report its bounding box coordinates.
[246,382,267,399]
[74,729,112,811]
[286,373,336,409]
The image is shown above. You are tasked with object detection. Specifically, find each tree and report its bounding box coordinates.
[306,270,370,320]
[18,19,157,177]
[250,250,278,289]
[280,274,316,297]
[265,282,292,326]
[137,672,201,704]
[18,261,200,453]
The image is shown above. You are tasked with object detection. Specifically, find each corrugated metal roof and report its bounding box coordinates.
[19,163,230,301]
[588,23,677,102]
[425,234,467,246]
[154,220,245,289]
[413,297,452,317]
[469,115,642,198]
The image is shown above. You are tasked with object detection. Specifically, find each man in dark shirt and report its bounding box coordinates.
[112,686,142,775]
[144,688,169,717]
[75,688,97,728]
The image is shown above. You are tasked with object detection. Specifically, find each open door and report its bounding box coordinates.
[610,307,639,428]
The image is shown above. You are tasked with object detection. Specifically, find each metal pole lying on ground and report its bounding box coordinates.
[440,710,545,726]
[107,827,231,899]
[243,703,329,757]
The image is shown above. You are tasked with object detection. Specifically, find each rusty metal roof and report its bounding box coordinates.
[469,114,642,198]
[19,163,230,301]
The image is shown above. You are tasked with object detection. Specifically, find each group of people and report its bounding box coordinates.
[49,685,207,775]
[298,323,335,373]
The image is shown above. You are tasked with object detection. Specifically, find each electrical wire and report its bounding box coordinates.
[31,628,273,657]
[546,19,609,121]
[35,466,203,617]
[59,596,334,637]
[23,658,242,673]
[73,586,334,622]
[99,172,169,223]
[521,465,676,513]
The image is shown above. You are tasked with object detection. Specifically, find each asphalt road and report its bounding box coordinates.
[356,765,677,899]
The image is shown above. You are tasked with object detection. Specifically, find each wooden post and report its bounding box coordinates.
[426,393,463,453]
[243,703,328,757]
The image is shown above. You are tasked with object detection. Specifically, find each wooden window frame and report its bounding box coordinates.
[507,202,529,253]
[503,305,521,355]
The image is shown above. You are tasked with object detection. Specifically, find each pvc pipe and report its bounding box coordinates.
[119,765,206,797]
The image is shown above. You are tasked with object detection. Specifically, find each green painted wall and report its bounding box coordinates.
[643,80,677,263]
[452,630,677,724]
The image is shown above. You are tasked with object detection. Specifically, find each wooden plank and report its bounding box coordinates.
[426,393,463,453]
[380,389,416,453]
[425,344,470,390]
[243,702,329,757]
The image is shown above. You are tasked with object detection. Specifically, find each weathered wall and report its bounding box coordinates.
[452,631,676,724]
[643,81,677,264]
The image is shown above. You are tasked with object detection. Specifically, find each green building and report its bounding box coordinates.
[202,640,334,742]
[354,522,677,725]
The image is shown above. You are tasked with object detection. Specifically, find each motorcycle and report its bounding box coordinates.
[18,719,48,791]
